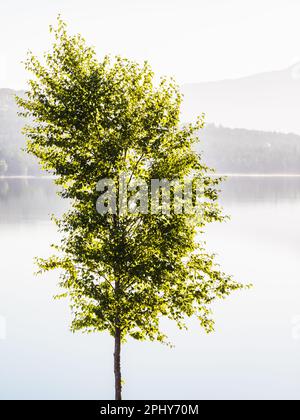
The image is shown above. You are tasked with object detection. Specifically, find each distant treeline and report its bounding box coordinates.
[1,89,300,175]
[0,89,40,175]
[198,124,300,174]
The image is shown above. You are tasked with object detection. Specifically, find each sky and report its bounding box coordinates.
[1,0,300,88]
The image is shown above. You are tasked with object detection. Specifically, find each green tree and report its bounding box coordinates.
[17,18,246,400]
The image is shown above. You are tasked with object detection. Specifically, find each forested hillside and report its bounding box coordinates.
[199,124,300,174]
[0,89,40,175]
[1,88,300,175]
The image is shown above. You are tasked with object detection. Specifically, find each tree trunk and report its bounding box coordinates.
[114,327,122,400]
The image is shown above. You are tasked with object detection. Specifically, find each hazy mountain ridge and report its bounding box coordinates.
[1,84,300,175]
[200,124,300,174]
[182,65,300,135]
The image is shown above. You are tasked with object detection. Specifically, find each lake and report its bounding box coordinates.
[0,177,300,400]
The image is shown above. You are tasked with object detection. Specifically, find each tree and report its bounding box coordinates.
[17,18,246,400]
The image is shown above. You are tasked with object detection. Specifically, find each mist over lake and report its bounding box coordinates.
[0,176,299,400]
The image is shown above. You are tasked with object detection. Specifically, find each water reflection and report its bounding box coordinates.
[1,176,300,223]
[0,177,300,400]
[220,176,300,204]
[0,178,67,223]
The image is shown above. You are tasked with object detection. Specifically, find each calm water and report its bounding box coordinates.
[0,177,300,400]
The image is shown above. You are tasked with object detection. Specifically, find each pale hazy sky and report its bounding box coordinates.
[1,0,300,88]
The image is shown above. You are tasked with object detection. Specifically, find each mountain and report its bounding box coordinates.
[199,124,300,174]
[1,86,300,175]
[182,65,300,135]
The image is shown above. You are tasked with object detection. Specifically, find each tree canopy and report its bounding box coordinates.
[17,18,245,346]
